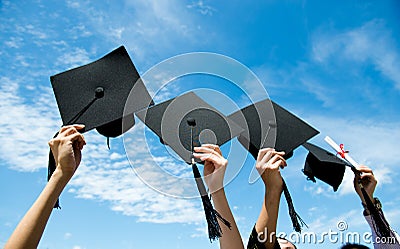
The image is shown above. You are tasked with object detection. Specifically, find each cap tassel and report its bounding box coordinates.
[191,162,222,241]
[187,117,230,241]
[360,185,391,238]
[282,179,307,232]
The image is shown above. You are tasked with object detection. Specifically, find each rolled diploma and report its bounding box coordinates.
[324,136,360,168]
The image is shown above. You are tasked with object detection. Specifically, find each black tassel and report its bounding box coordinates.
[282,179,307,232]
[192,162,224,241]
[360,186,391,238]
[47,132,61,209]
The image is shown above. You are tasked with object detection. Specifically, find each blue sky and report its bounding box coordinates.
[1,1,400,248]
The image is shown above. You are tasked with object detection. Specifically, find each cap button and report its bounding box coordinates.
[95,87,105,98]
[187,117,196,127]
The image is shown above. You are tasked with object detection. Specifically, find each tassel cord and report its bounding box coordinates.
[282,179,307,233]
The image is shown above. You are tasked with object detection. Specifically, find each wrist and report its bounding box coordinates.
[361,197,381,216]
[266,185,283,198]
[211,188,226,199]
[51,167,74,184]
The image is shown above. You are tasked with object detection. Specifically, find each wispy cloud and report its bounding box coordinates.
[311,19,400,90]
[64,0,213,66]
[187,1,217,16]
[55,47,91,69]
[0,77,59,171]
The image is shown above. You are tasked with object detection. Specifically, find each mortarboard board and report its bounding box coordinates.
[136,91,243,164]
[50,45,153,137]
[136,91,243,241]
[49,46,154,207]
[228,99,319,233]
[302,142,349,192]
[228,99,319,159]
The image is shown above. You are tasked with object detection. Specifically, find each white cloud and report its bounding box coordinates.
[64,0,210,65]
[300,78,335,108]
[4,36,23,48]
[55,47,91,69]
[312,19,400,90]
[0,77,59,171]
[187,1,217,16]
[64,232,72,240]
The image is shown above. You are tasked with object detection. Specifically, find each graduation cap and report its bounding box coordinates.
[228,99,319,232]
[136,91,243,241]
[49,46,154,207]
[302,142,349,192]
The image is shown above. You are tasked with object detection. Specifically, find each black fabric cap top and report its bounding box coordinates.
[135,92,244,164]
[302,142,349,192]
[50,45,153,137]
[228,99,319,159]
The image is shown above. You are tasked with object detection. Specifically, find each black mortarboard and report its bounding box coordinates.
[49,46,153,207]
[136,91,243,241]
[302,142,349,192]
[228,99,319,233]
[51,45,153,137]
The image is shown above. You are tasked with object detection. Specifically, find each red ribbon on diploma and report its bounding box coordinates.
[337,144,349,158]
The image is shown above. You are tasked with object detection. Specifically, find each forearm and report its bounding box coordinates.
[5,169,71,249]
[212,188,244,249]
[255,186,282,249]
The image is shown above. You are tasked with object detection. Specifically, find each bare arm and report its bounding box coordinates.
[5,125,86,249]
[194,144,244,249]
[354,165,400,248]
[254,148,286,249]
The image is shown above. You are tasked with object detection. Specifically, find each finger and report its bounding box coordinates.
[201,144,218,150]
[194,146,221,157]
[193,152,204,159]
[269,154,287,165]
[356,165,373,174]
[271,160,285,170]
[201,144,223,156]
[200,153,221,164]
[269,154,287,169]
[259,150,278,165]
[360,173,376,182]
[257,148,275,162]
[59,124,85,134]
[65,133,86,149]
[60,126,79,137]
[193,152,214,160]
